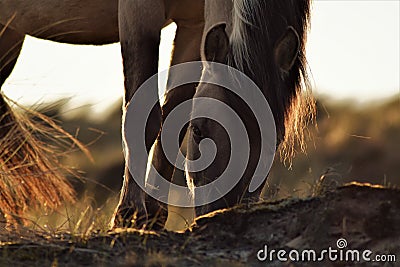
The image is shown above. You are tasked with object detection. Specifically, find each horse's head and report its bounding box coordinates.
[187,1,314,216]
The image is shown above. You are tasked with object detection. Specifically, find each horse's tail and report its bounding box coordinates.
[0,94,89,226]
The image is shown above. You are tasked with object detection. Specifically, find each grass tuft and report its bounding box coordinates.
[0,94,89,227]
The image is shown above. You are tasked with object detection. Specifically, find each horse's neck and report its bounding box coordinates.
[200,0,233,63]
[204,0,233,35]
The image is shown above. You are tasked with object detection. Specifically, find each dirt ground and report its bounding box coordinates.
[1,183,399,267]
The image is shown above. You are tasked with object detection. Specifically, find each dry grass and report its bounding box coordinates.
[0,94,90,226]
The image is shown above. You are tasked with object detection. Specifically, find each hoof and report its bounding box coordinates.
[111,206,166,231]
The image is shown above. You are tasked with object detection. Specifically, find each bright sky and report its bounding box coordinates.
[2,1,400,114]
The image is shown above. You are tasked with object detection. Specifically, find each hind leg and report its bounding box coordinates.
[0,25,24,128]
[0,24,24,91]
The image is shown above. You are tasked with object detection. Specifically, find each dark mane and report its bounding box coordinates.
[229,0,315,161]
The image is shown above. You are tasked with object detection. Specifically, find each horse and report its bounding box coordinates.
[183,0,314,228]
[0,0,314,230]
[118,0,314,231]
[157,0,314,231]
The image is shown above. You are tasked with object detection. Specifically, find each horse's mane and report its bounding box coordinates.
[229,0,315,162]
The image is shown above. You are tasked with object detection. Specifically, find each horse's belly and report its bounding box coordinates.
[0,0,119,45]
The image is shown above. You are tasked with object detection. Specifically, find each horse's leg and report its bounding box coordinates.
[0,24,24,139]
[0,24,24,90]
[111,0,166,229]
[150,22,204,230]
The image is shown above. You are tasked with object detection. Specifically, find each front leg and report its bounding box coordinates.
[112,0,166,229]
[149,21,204,231]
